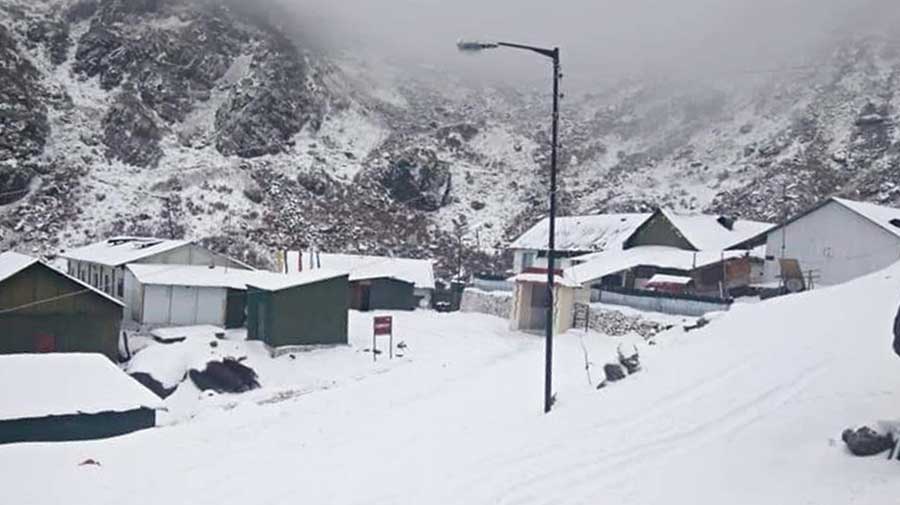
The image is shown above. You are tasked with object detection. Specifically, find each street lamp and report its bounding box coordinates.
[457,39,561,414]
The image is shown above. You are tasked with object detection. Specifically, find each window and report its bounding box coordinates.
[522,252,536,269]
[117,278,124,298]
[104,273,111,294]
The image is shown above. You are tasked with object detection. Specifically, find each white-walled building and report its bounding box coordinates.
[732,197,900,287]
[61,237,252,300]
[508,214,650,273]
[124,264,259,328]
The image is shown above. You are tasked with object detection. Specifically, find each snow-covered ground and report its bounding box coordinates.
[4,264,900,504]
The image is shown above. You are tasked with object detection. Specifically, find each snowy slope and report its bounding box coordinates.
[4,264,900,503]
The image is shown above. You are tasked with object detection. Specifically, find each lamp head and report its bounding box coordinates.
[456,40,499,52]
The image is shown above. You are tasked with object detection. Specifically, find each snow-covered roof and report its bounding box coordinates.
[0,251,39,283]
[129,264,348,292]
[128,264,260,290]
[288,252,435,290]
[510,213,651,252]
[658,210,773,251]
[510,271,582,288]
[729,197,900,249]
[568,246,752,284]
[833,198,900,239]
[61,237,191,267]
[248,269,348,292]
[0,251,124,307]
[647,274,693,285]
[0,353,163,420]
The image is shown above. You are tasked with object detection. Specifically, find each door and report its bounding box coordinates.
[360,285,371,311]
[34,333,56,353]
[225,289,247,329]
[195,288,225,325]
[170,286,198,325]
[256,301,267,343]
[528,284,550,331]
[143,285,171,324]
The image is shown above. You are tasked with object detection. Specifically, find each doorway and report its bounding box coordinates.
[527,283,550,331]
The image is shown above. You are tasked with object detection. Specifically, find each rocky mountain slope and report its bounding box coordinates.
[1,0,899,275]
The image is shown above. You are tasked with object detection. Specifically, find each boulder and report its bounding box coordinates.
[842,426,894,456]
[604,363,627,383]
[189,358,260,394]
[379,148,452,211]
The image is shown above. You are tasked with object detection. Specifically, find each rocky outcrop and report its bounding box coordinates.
[214,37,318,158]
[376,147,451,211]
[0,165,33,205]
[103,87,163,167]
[0,26,49,164]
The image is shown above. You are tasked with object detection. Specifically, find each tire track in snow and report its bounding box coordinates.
[472,352,763,474]
[477,360,827,505]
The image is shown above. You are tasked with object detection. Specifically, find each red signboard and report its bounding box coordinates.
[373,316,393,336]
[372,316,394,362]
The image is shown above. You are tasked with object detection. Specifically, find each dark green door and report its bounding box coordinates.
[257,302,267,343]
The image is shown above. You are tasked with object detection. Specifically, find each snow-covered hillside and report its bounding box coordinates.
[3,0,900,276]
[3,263,900,504]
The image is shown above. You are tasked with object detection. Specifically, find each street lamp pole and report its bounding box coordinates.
[457,40,561,413]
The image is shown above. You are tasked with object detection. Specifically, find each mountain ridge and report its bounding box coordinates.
[2,0,900,276]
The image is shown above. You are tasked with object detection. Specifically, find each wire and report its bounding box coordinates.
[0,288,93,315]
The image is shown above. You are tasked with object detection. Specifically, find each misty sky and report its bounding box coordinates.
[276,0,900,87]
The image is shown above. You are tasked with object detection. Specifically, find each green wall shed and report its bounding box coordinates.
[246,271,349,347]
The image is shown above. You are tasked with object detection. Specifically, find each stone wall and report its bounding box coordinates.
[460,288,512,319]
[584,305,673,339]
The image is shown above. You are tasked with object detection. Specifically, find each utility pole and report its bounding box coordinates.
[457,39,562,414]
[544,47,560,414]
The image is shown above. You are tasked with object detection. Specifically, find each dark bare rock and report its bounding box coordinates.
[437,123,479,149]
[214,36,317,158]
[376,147,452,211]
[130,372,175,399]
[0,26,49,164]
[604,363,627,382]
[189,358,260,393]
[103,87,163,167]
[0,165,33,205]
[297,169,333,196]
[65,0,100,23]
[26,17,71,66]
[842,426,894,456]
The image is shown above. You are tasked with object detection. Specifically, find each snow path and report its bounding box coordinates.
[4,266,900,503]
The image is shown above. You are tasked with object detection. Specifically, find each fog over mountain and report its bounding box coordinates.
[272,0,900,86]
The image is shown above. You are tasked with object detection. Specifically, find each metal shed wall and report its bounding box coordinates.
[247,275,349,347]
[139,285,227,326]
[0,264,122,359]
[351,278,417,311]
[0,408,155,444]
